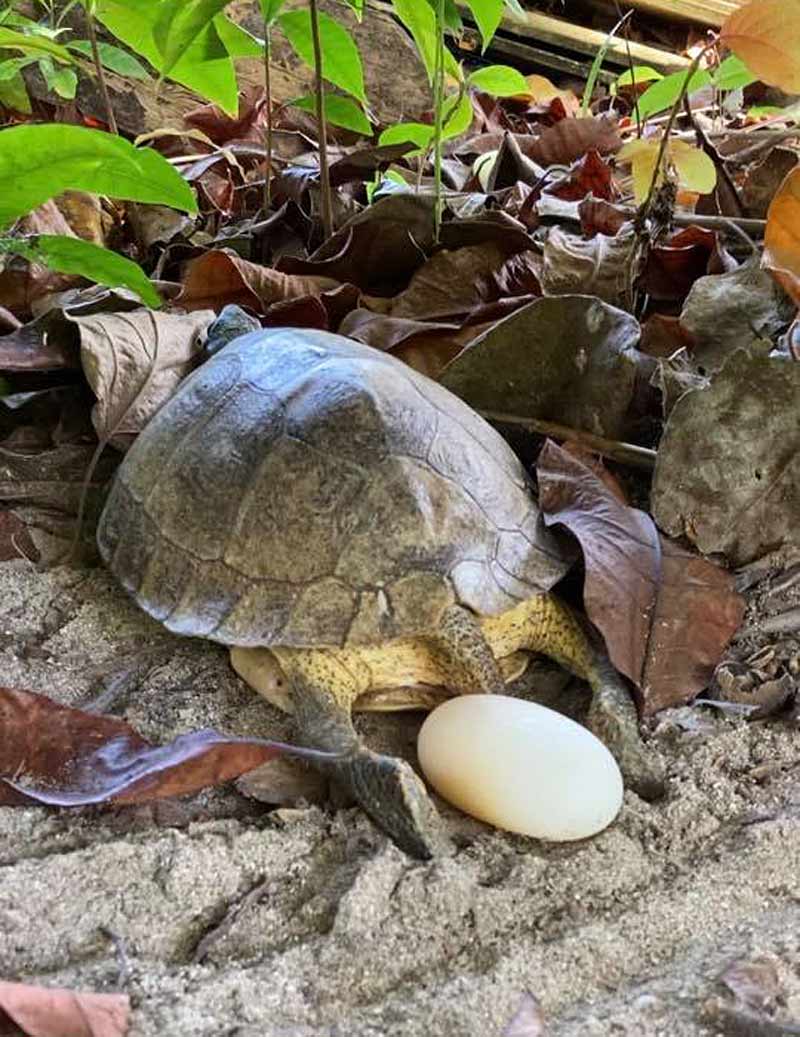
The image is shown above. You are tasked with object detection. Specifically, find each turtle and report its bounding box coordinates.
[97,326,664,857]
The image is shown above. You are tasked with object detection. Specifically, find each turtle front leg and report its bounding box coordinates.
[481,594,666,801]
[264,647,444,859]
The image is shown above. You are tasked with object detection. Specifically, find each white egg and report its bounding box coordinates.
[417,694,623,841]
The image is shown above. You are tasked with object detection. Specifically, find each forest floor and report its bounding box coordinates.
[3,555,800,1036]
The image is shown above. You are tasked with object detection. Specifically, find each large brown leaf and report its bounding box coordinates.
[386,243,512,321]
[651,350,800,566]
[679,260,794,373]
[77,308,214,449]
[0,980,129,1037]
[439,295,641,439]
[277,194,436,295]
[538,441,743,714]
[523,115,621,166]
[0,686,327,807]
[179,250,341,311]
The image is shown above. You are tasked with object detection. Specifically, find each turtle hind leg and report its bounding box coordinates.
[434,604,505,693]
[482,594,666,801]
[275,646,444,859]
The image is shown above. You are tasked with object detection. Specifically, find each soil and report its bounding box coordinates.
[2,556,800,1036]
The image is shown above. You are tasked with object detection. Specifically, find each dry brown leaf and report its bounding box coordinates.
[77,308,214,449]
[339,310,484,380]
[523,115,621,166]
[543,149,617,202]
[0,980,129,1037]
[387,243,511,321]
[763,166,800,304]
[277,194,436,295]
[720,0,800,92]
[680,261,794,373]
[645,226,736,303]
[0,309,81,371]
[179,250,341,312]
[652,350,800,566]
[440,295,642,440]
[0,686,325,807]
[541,225,635,303]
[538,441,743,714]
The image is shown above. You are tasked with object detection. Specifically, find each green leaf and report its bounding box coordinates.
[465,0,503,50]
[39,55,77,98]
[153,0,231,78]
[379,120,434,149]
[391,0,460,83]
[0,234,161,307]
[214,15,264,58]
[278,9,366,102]
[259,0,284,24]
[713,54,757,91]
[95,0,240,114]
[0,56,36,81]
[292,93,372,135]
[441,90,473,138]
[0,124,197,230]
[0,66,30,112]
[379,88,471,149]
[637,67,711,121]
[342,0,364,20]
[503,0,524,16]
[468,64,527,96]
[0,26,75,63]
[614,65,662,89]
[67,39,150,79]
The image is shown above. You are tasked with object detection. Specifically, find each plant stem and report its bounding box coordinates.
[85,2,118,134]
[309,0,333,239]
[640,45,710,219]
[263,19,273,218]
[432,0,446,243]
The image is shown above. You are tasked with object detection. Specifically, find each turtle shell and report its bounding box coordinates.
[98,328,572,648]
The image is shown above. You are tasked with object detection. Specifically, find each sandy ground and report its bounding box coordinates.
[2,557,800,1036]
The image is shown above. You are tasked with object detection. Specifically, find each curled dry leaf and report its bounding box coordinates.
[277,194,436,295]
[541,225,635,304]
[680,261,794,373]
[440,295,642,440]
[652,350,800,566]
[524,115,622,167]
[538,441,743,714]
[0,686,325,807]
[720,0,800,93]
[338,310,479,379]
[386,243,513,321]
[763,166,800,305]
[645,226,736,303]
[180,250,341,312]
[543,149,617,203]
[77,308,214,449]
[500,991,547,1037]
[0,980,129,1037]
[0,309,81,372]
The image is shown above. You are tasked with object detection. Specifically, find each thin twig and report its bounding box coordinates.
[263,19,273,219]
[85,2,118,134]
[432,0,446,243]
[479,412,657,471]
[639,45,710,221]
[309,0,333,239]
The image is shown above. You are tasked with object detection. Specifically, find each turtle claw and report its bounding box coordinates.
[587,680,666,802]
[336,749,447,859]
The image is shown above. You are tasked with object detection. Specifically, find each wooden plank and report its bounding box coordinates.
[620,0,742,27]
[460,4,691,73]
